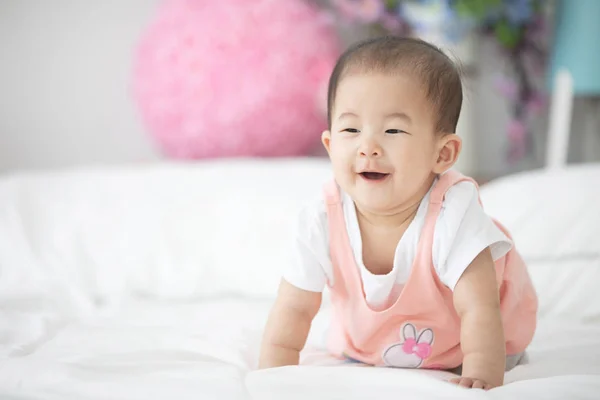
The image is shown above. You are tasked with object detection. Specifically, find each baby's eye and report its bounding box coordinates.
[385,129,406,134]
[342,128,360,133]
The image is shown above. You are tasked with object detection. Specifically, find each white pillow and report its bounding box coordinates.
[479,164,600,322]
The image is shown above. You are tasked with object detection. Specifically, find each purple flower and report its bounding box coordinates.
[333,0,385,24]
[526,93,546,114]
[494,76,518,100]
[508,119,526,141]
[507,119,528,163]
[380,13,403,32]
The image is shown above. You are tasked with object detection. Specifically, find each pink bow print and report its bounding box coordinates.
[402,338,432,359]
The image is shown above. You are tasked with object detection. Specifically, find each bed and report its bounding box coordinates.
[1,158,599,399]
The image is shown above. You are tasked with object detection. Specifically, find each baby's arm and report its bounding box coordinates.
[451,247,506,389]
[258,279,322,369]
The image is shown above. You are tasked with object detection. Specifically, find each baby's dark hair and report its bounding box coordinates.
[327,36,463,134]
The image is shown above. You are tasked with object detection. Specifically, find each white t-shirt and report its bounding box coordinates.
[283,179,512,309]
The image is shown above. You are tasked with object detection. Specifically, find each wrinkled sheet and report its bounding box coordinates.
[1,298,599,400]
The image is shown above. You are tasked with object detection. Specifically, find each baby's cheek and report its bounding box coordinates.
[331,154,353,174]
[330,161,353,188]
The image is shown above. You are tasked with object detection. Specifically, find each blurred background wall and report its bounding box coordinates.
[1,0,598,180]
[0,0,160,171]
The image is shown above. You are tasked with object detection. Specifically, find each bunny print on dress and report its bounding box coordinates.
[382,323,434,368]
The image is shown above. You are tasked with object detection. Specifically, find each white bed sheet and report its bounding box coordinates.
[1,161,600,399]
[1,298,599,400]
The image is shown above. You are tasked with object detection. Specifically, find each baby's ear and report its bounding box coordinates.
[433,133,461,174]
[321,130,332,155]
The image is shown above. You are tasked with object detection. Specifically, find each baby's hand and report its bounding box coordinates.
[449,377,493,390]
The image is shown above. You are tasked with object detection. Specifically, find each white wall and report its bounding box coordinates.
[0,0,160,173]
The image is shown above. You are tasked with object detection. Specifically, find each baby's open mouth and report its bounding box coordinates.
[359,172,390,181]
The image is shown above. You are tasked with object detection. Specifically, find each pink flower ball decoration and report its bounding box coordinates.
[133,0,340,159]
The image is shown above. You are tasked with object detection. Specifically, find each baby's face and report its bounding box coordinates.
[323,73,445,213]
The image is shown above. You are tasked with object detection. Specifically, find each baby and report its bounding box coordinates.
[259,36,537,390]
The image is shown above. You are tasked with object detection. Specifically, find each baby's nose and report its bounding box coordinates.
[359,138,382,157]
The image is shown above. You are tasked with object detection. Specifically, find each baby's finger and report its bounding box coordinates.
[458,378,474,388]
[449,378,466,386]
[472,380,486,389]
[449,377,477,388]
